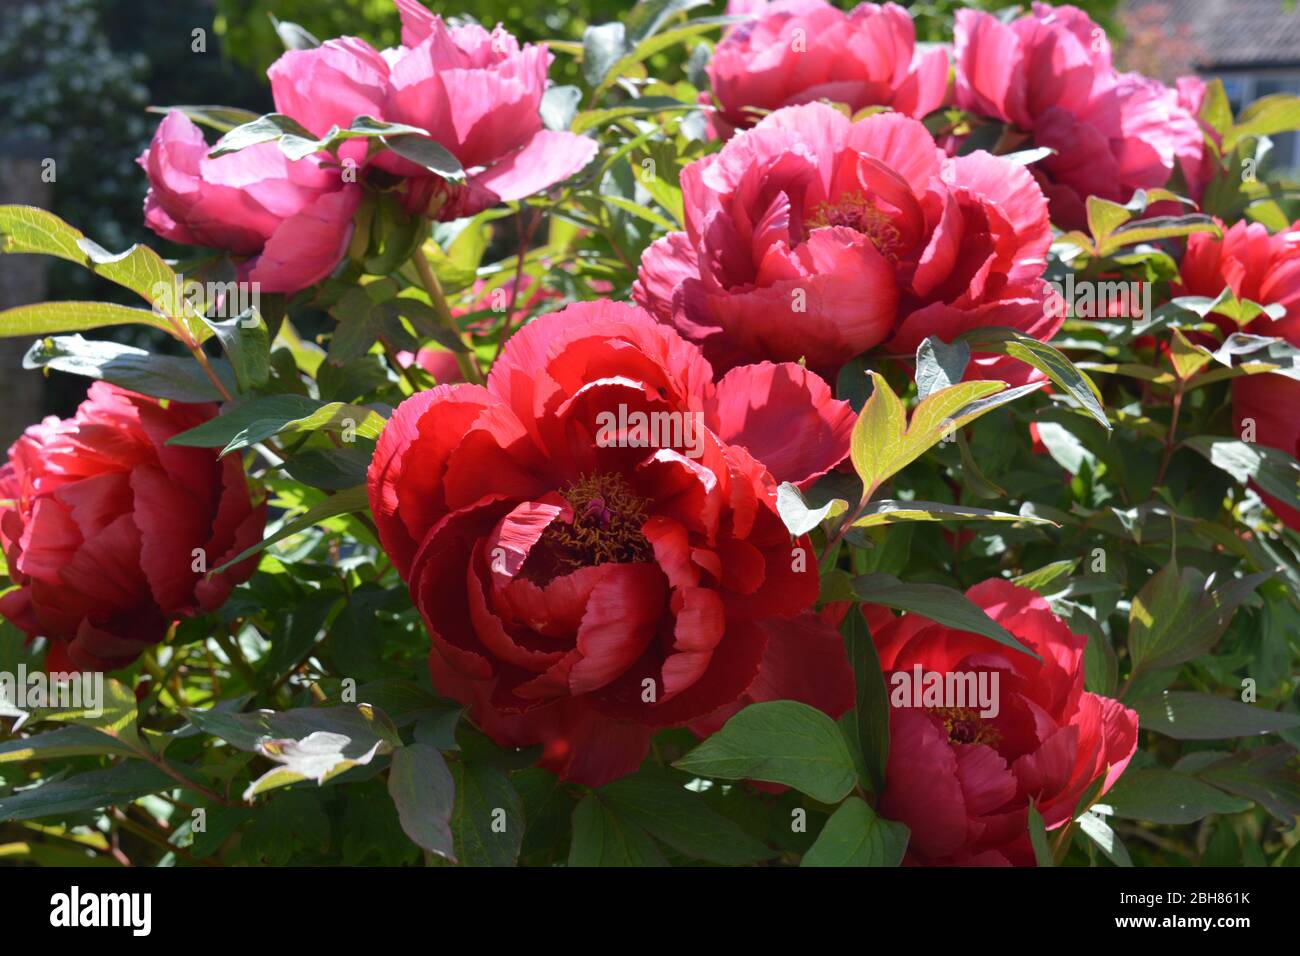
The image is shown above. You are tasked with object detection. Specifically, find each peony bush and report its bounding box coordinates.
[1,0,1298,869]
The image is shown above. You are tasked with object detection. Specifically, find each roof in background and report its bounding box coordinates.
[1131,0,1300,70]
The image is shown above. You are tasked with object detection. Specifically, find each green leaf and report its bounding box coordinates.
[850,373,1038,495]
[673,700,858,803]
[450,760,523,867]
[1134,691,1300,740]
[0,204,93,263]
[598,771,774,864]
[146,104,261,134]
[388,743,456,862]
[540,85,582,131]
[1012,559,1078,594]
[959,327,1110,429]
[1224,93,1300,153]
[568,794,668,866]
[1127,564,1267,676]
[775,482,847,536]
[1184,437,1300,513]
[0,301,173,338]
[852,500,1058,529]
[243,730,386,799]
[1086,195,1132,246]
[212,484,369,572]
[1194,747,1300,825]
[625,0,712,43]
[1103,769,1252,824]
[801,797,909,867]
[581,21,628,87]
[1076,809,1132,866]
[24,335,228,402]
[852,573,1037,658]
[25,677,142,748]
[915,337,971,400]
[0,763,174,822]
[839,608,889,794]
[209,112,318,157]
[203,308,269,393]
[169,395,385,456]
[1098,214,1220,257]
[1027,803,1054,867]
[0,724,137,764]
[270,14,320,50]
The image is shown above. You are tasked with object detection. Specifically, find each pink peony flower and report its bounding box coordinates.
[1177,219,1300,528]
[266,0,596,220]
[870,580,1139,866]
[953,3,1202,228]
[633,102,1054,382]
[706,0,949,138]
[368,300,855,784]
[138,111,361,293]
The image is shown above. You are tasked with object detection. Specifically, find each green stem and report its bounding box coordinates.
[410,241,484,384]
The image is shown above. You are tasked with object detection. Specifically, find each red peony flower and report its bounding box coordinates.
[953,3,1201,229]
[633,102,1054,382]
[1177,219,1300,528]
[138,111,361,293]
[267,0,595,221]
[368,300,856,785]
[706,0,949,139]
[869,579,1138,866]
[0,384,267,672]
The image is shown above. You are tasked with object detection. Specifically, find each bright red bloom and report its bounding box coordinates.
[869,579,1138,866]
[368,300,856,785]
[953,3,1201,229]
[1177,219,1300,528]
[634,103,1054,382]
[0,384,267,672]
[139,111,361,293]
[267,0,596,220]
[706,0,949,138]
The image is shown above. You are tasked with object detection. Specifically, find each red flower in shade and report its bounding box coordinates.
[367,300,856,785]
[868,579,1138,866]
[953,3,1201,229]
[633,103,1054,383]
[266,0,595,221]
[1177,219,1300,528]
[706,0,949,139]
[0,384,267,672]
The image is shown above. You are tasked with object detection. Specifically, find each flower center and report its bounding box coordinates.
[928,706,1001,747]
[806,194,902,259]
[537,472,653,572]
